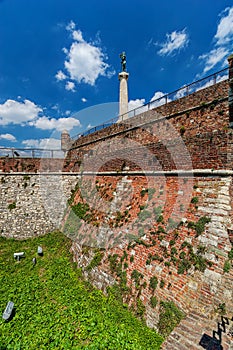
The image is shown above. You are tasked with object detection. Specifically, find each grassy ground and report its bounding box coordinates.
[0,231,163,349]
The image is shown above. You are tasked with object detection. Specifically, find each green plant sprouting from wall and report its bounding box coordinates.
[158,301,185,337]
[8,201,16,210]
[86,250,104,271]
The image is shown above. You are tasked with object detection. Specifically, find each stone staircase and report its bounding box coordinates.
[162,312,233,350]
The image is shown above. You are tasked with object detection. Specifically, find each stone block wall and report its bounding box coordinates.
[0,173,79,239]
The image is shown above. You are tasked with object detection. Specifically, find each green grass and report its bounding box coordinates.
[0,231,163,349]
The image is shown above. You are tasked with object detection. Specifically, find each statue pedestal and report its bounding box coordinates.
[118,71,129,122]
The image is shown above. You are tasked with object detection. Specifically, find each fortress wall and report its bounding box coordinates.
[70,80,228,149]
[0,158,66,173]
[69,174,233,328]
[0,78,233,331]
[66,82,230,172]
[0,173,79,239]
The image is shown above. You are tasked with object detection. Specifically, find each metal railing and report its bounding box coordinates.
[71,67,229,140]
[0,147,65,159]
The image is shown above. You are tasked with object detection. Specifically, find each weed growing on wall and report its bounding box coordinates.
[158,301,185,337]
[7,201,16,210]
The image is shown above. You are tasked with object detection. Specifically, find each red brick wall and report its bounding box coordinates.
[0,158,64,173]
[66,80,230,172]
[69,174,233,325]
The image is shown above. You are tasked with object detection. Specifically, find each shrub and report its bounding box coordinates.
[157,215,164,223]
[228,248,233,260]
[150,296,158,308]
[180,126,185,135]
[8,201,16,210]
[131,269,143,288]
[187,217,210,236]
[191,196,198,204]
[177,259,191,274]
[140,188,148,197]
[195,216,211,236]
[130,255,134,263]
[217,303,226,315]
[149,276,158,291]
[158,301,185,337]
[108,254,119,272]
[223,260,231,273]
[86,251,104,271]
[160,279,165,288]
[171,247,177,255]
[157,226,166,234]
[72,202,90,220]
[179,251,186,259]
[192,255,208,272]
[180,241,192,249]
[187,221,196,229]
[135,298,146,319]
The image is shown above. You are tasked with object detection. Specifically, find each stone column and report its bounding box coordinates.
[118,71,129,121]
[228,54,233,127]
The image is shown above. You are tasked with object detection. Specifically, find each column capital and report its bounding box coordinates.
[118,71,129,81]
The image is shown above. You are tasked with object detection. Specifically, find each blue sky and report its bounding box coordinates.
[0,0,233,150]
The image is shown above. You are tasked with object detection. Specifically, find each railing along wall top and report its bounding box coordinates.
[71,67,229,140]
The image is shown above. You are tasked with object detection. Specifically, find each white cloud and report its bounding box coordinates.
[198,6,233,75]
[149,91,171,108]
[0,133,16,142]
[0,99,42,125]
[29,116,81,131]
[73,30,84,42]
[128,98,146,117]
[215,7,233,46]
[199,47,228,73]
[157,29,189,56]
[64,41,110,85]
[65,81,76,91]
[55,70,67,81]
[128,98,145,111]
[66,20,75,32]
[81,97,87,103]
[173,87,187,99]
[62,47,68,55]
[22,138,61,149]
[216,73,228,82]
[56,21,114,87]
[52,104,59,110]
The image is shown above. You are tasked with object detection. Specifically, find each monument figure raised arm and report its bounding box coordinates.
[120,51,126,72]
